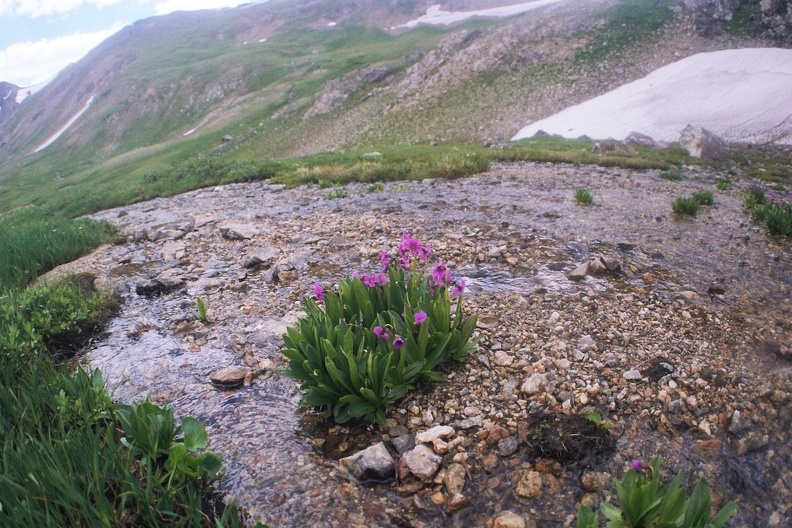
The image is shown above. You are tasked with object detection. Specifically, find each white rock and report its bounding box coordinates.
[416,425,454,444]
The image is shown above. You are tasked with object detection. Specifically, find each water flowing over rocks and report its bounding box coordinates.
[46,161,791,527]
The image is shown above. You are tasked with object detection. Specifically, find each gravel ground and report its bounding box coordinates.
[48,161,791,527]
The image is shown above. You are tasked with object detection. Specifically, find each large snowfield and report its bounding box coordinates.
[513,48,792,145]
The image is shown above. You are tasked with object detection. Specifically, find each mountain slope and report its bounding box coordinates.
[0,0,788,215]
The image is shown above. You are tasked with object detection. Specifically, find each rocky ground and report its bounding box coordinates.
[49,160,791,527]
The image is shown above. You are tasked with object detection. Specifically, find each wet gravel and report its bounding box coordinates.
[47,161,791,527]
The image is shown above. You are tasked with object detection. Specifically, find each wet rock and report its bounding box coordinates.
[338,442,395,482]
[135,278,179,298]
[588,258,608,275]
[707,283,726,295]
[481,452,501,474]
[444,463,466,495]
[416,425,454,444]
[209,365,251,388]
[735,433,769,456]
[581,471,609,492]
[494,511,526,528]
[498,435,519,457]
[515,470,543,498]
[391,433,416,455]
[401,445,442,482]
[567,261,589,281]
[445,493,472,514]
[728,410,750,434]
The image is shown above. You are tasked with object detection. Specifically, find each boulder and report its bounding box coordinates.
[677,125,730,160]
[625,131,658,148]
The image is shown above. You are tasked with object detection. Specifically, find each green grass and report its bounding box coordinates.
[0,209,116,291]
[660,168,683,181]
[575,0,676,65]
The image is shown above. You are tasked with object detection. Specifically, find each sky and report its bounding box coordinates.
[0,0,269,87]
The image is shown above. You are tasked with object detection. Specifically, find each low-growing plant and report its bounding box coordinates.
[115,400,223,484]
[191,296,209,323]
[281,232,477,423]
[577,456,736,528]
[574,187,594,205]
[743,184,792,237]
[672,196,700,216]
[660,168,683,181]
[715,179,730,191]
[691,190,713,206]
[743,184,766,209]
[325,188,349,199]
[368,182,385,193]
[318,179,333,189]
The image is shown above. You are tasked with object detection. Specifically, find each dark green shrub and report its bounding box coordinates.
[282,233,477,423]
[672,196,700,215]
[691,190,714,205]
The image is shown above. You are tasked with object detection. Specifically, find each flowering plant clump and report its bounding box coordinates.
[744,184,792,237]
[576,456,736,528]
[281,231,477,424]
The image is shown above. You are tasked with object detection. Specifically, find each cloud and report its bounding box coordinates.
[0,26,120,86]
[153,0,249,16]
[0,0,121,18]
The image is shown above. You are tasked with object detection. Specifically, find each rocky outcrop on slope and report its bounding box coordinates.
[680,0,792,41]
[0,82,20,120]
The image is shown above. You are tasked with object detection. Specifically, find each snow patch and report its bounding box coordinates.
[327,21,337,27]
[33,95,95,153]
[401,0,564,28]
[512,48,792,145]
[16,80,50,104]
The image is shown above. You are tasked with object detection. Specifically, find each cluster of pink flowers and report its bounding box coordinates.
[312,230,466,301]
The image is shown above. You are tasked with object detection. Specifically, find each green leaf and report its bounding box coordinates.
[708,502,737,528]
[181,416,208,452]
[197,451,223,476]
[576,506,598,528]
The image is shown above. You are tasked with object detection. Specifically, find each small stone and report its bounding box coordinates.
[445,493,472,514]
[515,470,543,498]
[707,283,726,295]
[444,463,466,495]
[521,373,550,395]
[482,453,500,473]
[498,436,519,457]
[401,445,442,482]
[391,433,416,455]
[338,442,395,482]
[430,491,446,505]
[493,350,515,366]
[494,511,526,528]
[581,471,609,492]
[623,369,642,381]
